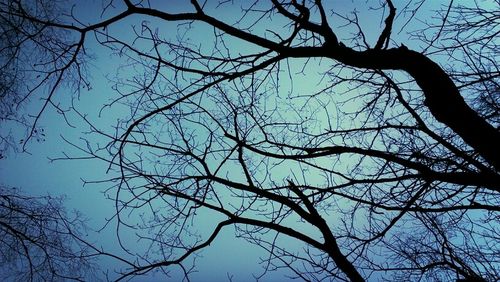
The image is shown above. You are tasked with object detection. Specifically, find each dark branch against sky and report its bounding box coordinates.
[0,0,498,281]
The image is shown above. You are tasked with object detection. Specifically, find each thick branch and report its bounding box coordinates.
[315,45,500,171]
[375,0,395,49]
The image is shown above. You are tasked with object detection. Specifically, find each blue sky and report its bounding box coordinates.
[0,1,305,280]
[1,0,487,281]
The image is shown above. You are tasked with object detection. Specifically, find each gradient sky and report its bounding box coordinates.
[0,0,468,281]
[1,1,303,280]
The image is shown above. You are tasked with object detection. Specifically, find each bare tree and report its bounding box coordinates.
[0,0,89,155]
[0,186,98,281]
[1,0,498,281]
[0,1,102,280]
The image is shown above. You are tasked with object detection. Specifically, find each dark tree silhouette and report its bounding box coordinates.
[0,186,97,281]
[1,0,498,281]
[0,1,102,280]
[0,0,85,154]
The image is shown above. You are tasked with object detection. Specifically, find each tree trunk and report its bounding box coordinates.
[321,45,500,171]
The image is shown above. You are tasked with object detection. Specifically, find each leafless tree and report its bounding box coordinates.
[0,186,98,281]
[0,1,107,281]
[1,0,498,281]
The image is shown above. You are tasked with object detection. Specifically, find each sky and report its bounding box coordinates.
[1,1,308,281]
[0,0,485,281]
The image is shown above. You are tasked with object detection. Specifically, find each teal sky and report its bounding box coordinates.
[0,0,486,281]
[1,1,304,280]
